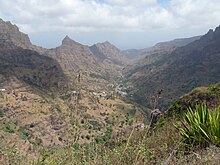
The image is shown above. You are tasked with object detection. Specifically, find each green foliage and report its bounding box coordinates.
[128,106,136,117]
[89,120,102,131]
[166,83,220,118]
[175,104,220,147]
[86,134,91,140]
[20,129,31,140]
[95,127,113,143]
[208,83,220,92]
[3,122,17,133]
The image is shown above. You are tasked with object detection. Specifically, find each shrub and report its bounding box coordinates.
[3,122,17,133]
[20,130,31,140]
[86,135,90,140]
[176,104,220,147]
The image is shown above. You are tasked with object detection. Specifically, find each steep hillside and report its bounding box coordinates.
[0,18,147,164]
[123,26,220,110]
[166,82,220,117]
[46,36,98,73]
[123,36,201,61]
[1,83,219,164]
[0,41,66,92]
[0,18,31,47]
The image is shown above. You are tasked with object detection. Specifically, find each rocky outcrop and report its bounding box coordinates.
[150,109,162,128]
[0,18,31,47]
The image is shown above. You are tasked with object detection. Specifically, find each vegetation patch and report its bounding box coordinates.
[175,104,220,147]
[2,122,17,133]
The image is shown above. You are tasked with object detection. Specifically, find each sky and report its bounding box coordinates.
[0,0,220,50]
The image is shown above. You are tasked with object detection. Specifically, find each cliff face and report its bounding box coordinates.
[0,19,66,91]
[0,18,31,47]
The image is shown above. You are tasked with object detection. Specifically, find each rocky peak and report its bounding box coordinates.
[61,35,81,47]
[200,25,220,42]
[214,25,220,36]
[90,41,128,65]
[95,41,119,50]
[0,18,31,47]
[102,41,112,46]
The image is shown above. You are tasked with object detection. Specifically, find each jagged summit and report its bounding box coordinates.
[213,25,220,37]
[0,18,31,47]
[61,35,81,46]
[200,26,220,42]
[94,41,119,49]
[90,40,128,65]
[102,41,112,46]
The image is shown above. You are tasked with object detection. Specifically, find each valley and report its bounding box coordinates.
[0,18,148,162]
[0,17,220,164]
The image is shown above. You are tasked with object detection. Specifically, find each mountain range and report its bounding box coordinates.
[1,17,219,111]
[0,18,144,151]
[0,18,129,92]
[0,17,220,164]
[123,26,220,110]
[123,35,201,61]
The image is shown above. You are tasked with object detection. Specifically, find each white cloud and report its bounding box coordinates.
[0,0,220,49]
[0,0,220,33]
[170,0,220,28]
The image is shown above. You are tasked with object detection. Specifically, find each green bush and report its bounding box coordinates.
[176,104,220,147]
[95,127,113,143]
[3,122,17,133]
[20,130,31,140]
[208,83,220,92]
[129,106,136,117]
[86,135,90,140]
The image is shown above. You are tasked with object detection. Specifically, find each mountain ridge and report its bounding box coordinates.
[0,18,128,83]
[123,26,220,110]
[123,35,201,61]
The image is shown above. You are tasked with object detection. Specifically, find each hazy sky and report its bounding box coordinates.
[0,0,220,49]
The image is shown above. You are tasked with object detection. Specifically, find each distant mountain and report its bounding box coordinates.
[90,41,128,65]
[46,36,128,81]
[123,26,220,110]
[123,36,201,61]
[0,18,128,84]
[46,36,98,72]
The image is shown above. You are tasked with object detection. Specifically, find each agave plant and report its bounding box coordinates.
[176,104,220,147]
[209,109,220,146]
